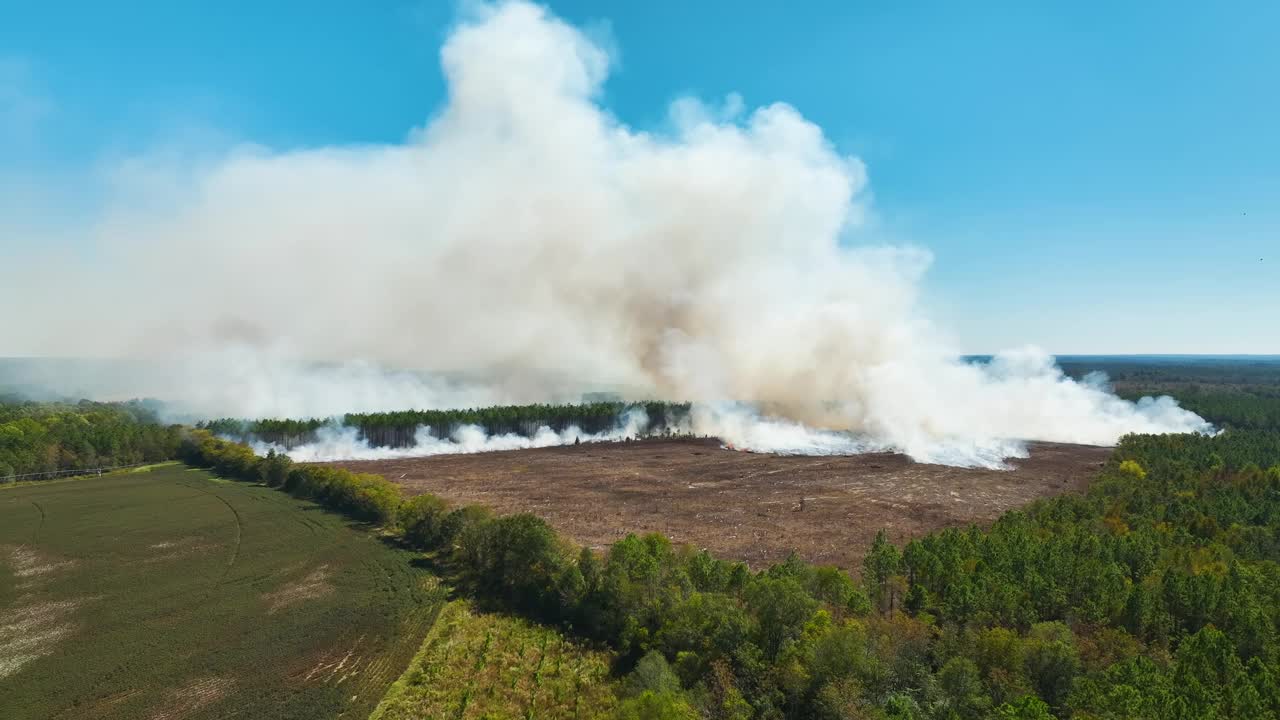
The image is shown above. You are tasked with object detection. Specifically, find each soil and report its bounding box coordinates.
[325,438,1111,570]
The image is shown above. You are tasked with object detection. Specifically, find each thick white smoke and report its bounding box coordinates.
[2,1,1211,466]
[255,407,653,463]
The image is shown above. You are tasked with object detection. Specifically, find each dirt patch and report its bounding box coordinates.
[325,438,1110,570]
[0,622,74,679]
[147,676,235,720]
[293,635,367,685]
[263,565,333,614]
[0,546,89,679]
[2,599,85,636]
[5,545,75,580]
[144,536,215,564]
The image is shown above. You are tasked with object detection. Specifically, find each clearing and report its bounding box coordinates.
[0,465,445,720]
[327,438,1111,570]
[371,600,617,720]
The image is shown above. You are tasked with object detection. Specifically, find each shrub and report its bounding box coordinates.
[398,493,449,549]
[181,430,399,524]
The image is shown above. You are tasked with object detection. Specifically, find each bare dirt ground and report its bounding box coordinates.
[326,439,1111,570]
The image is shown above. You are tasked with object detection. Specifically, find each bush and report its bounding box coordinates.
[616,690,699,720]
[622,651,683,698]
[181,430,400,524]
[259,449,292,487]
[440,505,495,553]
[464,513,567,615]
[398,493,448,548]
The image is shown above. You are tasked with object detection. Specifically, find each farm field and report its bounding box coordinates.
[371,601,617,720]
[0,465,446,720]
[328,438,1111,569]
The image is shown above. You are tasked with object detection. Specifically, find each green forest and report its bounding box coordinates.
[176,418,1280,720]
[0,396,180,479]
[199,400,693,448]
[5,359,1280,719]
[1059,356,1280,432]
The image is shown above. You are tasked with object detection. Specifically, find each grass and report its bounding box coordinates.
[370,600,618,720]
[0,465,447,720]
[0,461,180,491]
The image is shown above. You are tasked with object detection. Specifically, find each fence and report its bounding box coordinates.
[0,462,154,485]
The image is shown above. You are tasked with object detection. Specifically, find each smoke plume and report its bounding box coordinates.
[1,1,1211,466]
[255,407,654,463]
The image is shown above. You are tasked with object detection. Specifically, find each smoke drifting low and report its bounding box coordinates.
[3,1,1211,466]
[255,407,653,463]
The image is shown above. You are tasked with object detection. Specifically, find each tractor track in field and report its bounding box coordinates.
[176,479,244,581]
[23,501,45,549]
[1,466,442,720]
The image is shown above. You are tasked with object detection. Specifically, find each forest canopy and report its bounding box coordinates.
[0,397,180,480]
[6,359,1280,718]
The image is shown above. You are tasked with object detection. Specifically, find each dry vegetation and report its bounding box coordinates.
[328,438,1110,569]
[371,600,617,720]
[263,565,333,614]
[0,545,88,681]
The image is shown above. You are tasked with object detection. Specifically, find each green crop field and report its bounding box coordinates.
[371,600,617,720]
[0,465,447,720]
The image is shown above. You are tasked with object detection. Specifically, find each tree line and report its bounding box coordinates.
[1121,387,1280,432]
[1057,357,1280,432]
[15,375,1280,718]
[179,413,1280,719]
[197,416,328,449]
[1057,358,1280,390]
[0,397,181,480]
[199,400,694,448]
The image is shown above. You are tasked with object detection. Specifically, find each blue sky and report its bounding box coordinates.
[2,0,1277,353]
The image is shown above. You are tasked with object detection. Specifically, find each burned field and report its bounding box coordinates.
[325,438,1111,570]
